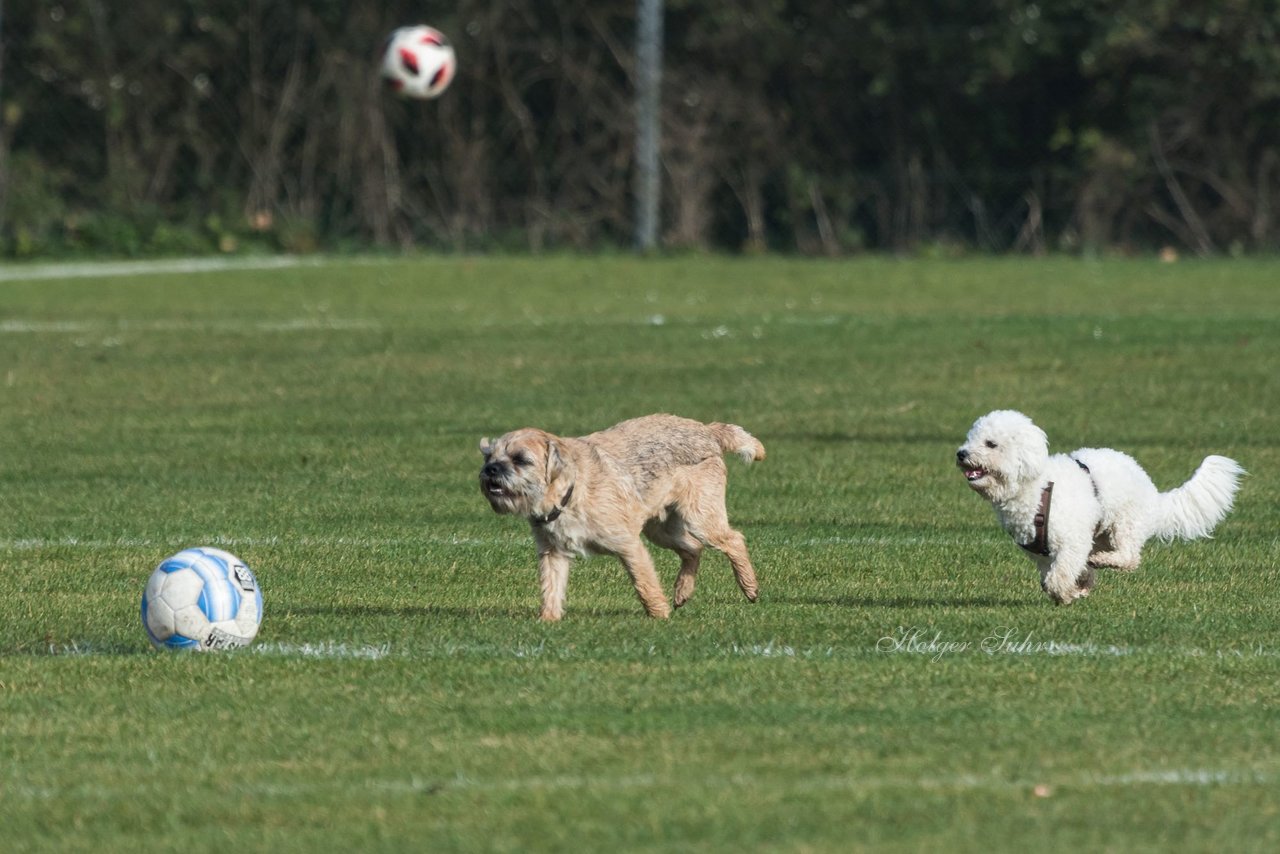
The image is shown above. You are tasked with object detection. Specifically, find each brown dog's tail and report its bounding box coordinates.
[710,422,766,464]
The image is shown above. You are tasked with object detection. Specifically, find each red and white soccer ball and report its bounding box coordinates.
[381,25,457,100]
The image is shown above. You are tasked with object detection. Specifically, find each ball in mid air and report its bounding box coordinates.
[381,25,457,100]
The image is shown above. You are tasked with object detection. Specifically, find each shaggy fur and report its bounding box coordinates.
[479,414,764,621]
[956,410,1244,604]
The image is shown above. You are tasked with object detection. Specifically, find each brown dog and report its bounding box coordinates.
[479,414,764,620]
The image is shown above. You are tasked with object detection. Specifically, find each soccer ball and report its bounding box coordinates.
[141,548,263,651]
[381,25,456,100]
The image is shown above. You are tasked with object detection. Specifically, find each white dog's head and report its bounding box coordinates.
[956,410,1049,502]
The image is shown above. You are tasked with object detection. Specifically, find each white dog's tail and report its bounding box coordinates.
[1154,455,1245,541]
[710,423,766,464]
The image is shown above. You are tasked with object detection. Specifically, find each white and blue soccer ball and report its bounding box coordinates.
[141,548,263,651]
[381,24,457,99]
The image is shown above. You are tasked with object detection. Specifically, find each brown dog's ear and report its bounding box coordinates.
[545,439,564,482]
[479,437,493,457]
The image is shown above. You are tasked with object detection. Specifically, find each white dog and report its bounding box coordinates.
[956,410,1244,604]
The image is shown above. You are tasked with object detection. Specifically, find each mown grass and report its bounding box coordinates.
[2,255,1279,852]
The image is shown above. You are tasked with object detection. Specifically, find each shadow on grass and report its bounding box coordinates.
[784,594,1029,609]
[284,603,640,620]
[770,430,956,446]
[284,603,529,619]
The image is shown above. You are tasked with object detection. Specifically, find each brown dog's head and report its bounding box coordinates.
[478,429,570,517]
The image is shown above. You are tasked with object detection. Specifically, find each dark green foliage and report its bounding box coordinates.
[1,3,1279,254]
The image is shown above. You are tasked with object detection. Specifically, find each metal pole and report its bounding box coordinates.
[634,0,662,253]
[0,0,6,238]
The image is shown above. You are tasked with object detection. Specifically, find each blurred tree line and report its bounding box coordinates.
[1,0,1278,257]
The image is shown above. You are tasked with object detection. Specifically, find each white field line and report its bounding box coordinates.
[34,637,1280,662]
[0,316,862,336]
[0,534,513,551]
[0,533,965,553]
[251,641,394,660]
[0,320,95,333]
[0,317,379,334]
[7,765,1273,804]
[0,255,331,282]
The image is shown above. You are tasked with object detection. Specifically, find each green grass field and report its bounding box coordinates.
[2,255,1279,852]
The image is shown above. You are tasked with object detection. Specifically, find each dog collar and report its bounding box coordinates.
[1019,482,1054,556]
[531,484,574,526]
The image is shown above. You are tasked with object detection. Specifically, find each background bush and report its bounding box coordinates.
[2,1,1278,257]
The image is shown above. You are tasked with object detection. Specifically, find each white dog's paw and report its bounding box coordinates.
[1088,550,1140,571]
[1042,577,1086,605]
[1041,563,1097,605]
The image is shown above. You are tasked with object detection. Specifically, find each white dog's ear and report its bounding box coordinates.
[479,437,493,457]
[545,439,564,482]
[1012,423,1050,481]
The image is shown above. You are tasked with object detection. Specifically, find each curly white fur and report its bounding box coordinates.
[956,410,1244,605]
